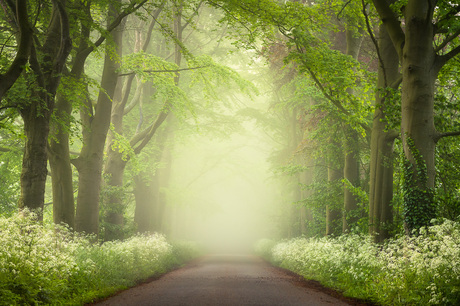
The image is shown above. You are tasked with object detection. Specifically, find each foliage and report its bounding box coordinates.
[260,219,460,305]
[0,212,200,305]
[0,117,23,216]
[401,136,436,233]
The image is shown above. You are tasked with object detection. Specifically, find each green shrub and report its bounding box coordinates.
[0,212,200,305]
[260,219,460,305]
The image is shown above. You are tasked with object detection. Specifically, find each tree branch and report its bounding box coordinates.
[78,0,149,60]
[435,28,460,53]
[0,0,32,99]
[130,105,170,155]
[434,130,460,143]
[118,65,209,77]
[439,44,460,64]
[304,65,371,134]
[362,0,387,86]
[49,0,72,95]
[371,0,405,60]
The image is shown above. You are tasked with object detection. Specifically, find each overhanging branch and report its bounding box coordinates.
[118,65,209,77]
[434,130,460,143]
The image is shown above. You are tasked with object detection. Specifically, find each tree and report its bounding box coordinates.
[73,0,125,235]
[1,0,72,220]
[371,0,460,232]
[48,0,148,230]
[368,21,399,241]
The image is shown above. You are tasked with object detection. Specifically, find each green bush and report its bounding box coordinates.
[0,212,200,305]
[257,219,460,305]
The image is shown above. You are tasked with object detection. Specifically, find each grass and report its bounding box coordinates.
[0,212,200,305]
[255,219,460,305]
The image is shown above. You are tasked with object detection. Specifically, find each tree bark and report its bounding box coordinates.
[326,134,343,236]
[49,91,75,228]
[400,2,438,232]
[49,0,145,229]
[368,24,399,241]
[47,0,92,228]
[372,0,440,232]
[104,4,180,239]
[18,2,72,219]
[133,172,157,233]
[326,162,343,236]
[342,27,363,232]
[74,1,122,236]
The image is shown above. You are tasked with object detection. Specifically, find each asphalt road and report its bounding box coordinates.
[91,254,363,306]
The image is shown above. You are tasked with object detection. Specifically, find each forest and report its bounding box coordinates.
[1,0,460,305]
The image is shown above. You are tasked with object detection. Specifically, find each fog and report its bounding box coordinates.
[169,120,280,254]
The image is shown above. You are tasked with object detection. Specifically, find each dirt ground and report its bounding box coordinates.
[89,254,376,306]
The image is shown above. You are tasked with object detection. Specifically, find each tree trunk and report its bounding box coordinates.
[18,108,51,220]
[342,28,364,232]
[343,127,360,232]
[102,18,127,241]
[326,135,343,236]
[18,2,71,220]
[48,0,92,229]
[400,3,437,233]
[133,172,157,233]
[372,0,443,235]
[368,24,399,241]
[300,163,313,236]
[74,1,122,236]
[49,93,75,228]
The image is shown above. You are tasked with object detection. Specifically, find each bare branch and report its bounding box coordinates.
[78,0,149,60]
[118,65,209,77]
[0,0,32,99]
[435,28,460,53]
[434,130,460,143]
[439,44,460,65]
[371,0,405,60]
[362,0,388,86]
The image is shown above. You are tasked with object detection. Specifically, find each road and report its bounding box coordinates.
[91,254,369,306]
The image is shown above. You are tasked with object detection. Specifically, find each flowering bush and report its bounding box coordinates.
[259,219,460,305]
[0,213,200,305]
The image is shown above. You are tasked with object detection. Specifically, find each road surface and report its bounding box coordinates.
[91,254,370,306]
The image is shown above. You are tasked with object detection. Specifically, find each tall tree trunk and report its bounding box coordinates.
[102,20,128,241]
[18,2,71,220]
[74,1,122,235]
[102,13,160,240]
[371,0,451,235]
[400,3,437,233]
[300,161,313,235]
[133,172,157,233]
[368,24,399,241]
[342,28,363,232]
[326,162,343,236]
[343,127,360,232]
[326,133,343,236]
[49,92,75,228]
[48,0,92,229]
[134,117,171,233]
[18,108,51,219]
[104,3,184,238]
[49,0,144,229]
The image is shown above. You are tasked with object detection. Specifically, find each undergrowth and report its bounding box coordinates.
[0,212,200,305]
[255,219,460,305]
